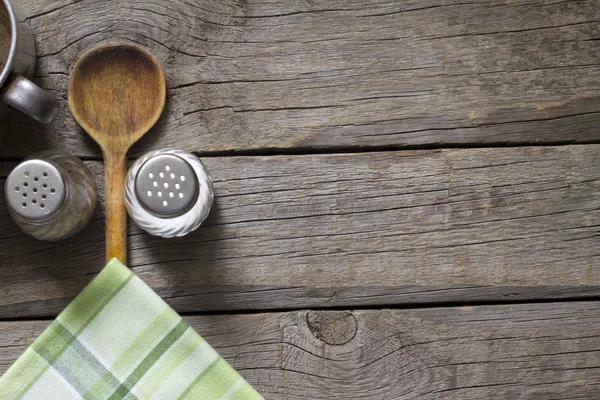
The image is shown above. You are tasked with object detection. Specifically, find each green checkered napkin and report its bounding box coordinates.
[0,258,263,400]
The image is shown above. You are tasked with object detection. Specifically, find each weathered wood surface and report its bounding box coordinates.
[1,0,600,157]
[0,144,599,318]
[2,303,600,399]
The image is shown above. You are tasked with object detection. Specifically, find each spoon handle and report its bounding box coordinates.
[104,152,128,264]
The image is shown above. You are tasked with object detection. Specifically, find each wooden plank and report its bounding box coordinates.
[1,0,600,157]
[0,145,599,318]
[2,303,600,398]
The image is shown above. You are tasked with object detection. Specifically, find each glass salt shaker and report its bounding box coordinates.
[125,148,214,238]
[4,150,97,241]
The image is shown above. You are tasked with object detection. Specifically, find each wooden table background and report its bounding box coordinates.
[1,0,600,398]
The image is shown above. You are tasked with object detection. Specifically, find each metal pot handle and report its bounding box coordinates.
[1,73,59,124]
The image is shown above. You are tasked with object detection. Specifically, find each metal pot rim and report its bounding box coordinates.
[0,0,19,87]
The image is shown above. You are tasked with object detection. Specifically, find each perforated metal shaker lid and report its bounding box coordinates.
[134,154,199,217]
[5,160,67,222]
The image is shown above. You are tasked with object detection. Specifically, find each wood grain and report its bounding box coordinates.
[68,43,166,264]
[1,0,600,157]
[2,303,600,399]
[0,145,599,318]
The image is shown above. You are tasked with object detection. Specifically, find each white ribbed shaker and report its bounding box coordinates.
[125,149,214,238]
[4,150,97,241]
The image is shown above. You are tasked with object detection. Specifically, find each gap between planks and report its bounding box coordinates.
[1,295,600,324]
[3,140,600,164]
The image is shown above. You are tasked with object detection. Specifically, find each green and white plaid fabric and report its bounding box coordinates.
[0,258,263,400]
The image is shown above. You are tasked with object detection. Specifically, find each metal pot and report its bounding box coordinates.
[0,0,59,124]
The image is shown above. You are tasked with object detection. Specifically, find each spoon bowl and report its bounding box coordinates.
[69,43,166,263]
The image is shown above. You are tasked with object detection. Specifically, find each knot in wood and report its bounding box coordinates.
[307,311,357,345]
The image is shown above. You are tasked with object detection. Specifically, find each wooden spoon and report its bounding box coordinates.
[68,44,166,264]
